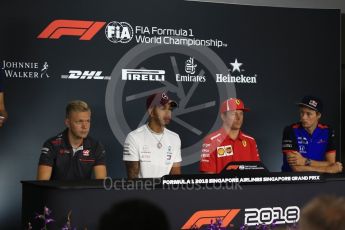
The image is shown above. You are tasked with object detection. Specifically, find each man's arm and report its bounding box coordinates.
[250,138,261,161]
[125,161,140,179]
[288,152,342,173]
[287,151,335,167]
[123,133,140,179]
[289,162,342,173]
[94,143,107,179]
[0,92,8,127]
[200,138,217,174]
[37,165,52,180]
[170,162,181,175]
[37,141,56,180]
[93,165,107,179]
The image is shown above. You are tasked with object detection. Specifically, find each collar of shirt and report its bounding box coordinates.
[219,128,245,142]
[61,129,92,152]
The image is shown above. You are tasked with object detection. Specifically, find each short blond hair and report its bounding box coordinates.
[66,100,91,118]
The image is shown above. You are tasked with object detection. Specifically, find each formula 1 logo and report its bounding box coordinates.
[181,209,241,229]
[182,206,300,229]
[227,165,240,170]
[37,20,106,40]
[105,21,134,43]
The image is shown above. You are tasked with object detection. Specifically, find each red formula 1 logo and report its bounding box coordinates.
[181,209,241,229]
[37,20,105,40]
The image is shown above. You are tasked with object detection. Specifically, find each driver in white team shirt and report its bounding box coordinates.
[123,92,182,179]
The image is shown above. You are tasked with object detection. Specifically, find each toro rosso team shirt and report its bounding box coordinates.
[200,128,260,173]
[39,129,106,180]
[281,123,336,172]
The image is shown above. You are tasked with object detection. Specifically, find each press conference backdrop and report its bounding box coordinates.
[0,0,342,228]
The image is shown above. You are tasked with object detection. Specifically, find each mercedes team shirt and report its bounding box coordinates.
[123,124,182,178]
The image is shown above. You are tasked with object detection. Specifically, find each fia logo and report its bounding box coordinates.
[105,21,133,43]
[185,57,197,74]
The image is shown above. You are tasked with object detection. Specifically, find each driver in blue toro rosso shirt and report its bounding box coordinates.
[282,96,342,173]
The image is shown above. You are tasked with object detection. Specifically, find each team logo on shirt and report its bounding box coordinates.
[298,145,307,154]
[140,145,152,162]
[317,139,327,144]
[217,145,233,157]
[297,137,308,145]
[83,150,90,156]
[242,140,247,147]
[59,149,70,155]
[166,145,173,164]
[51,138,63,146]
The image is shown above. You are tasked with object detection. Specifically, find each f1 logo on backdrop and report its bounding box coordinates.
[37,20,106,40]
[182,206,300,229]
[181,209,241,229]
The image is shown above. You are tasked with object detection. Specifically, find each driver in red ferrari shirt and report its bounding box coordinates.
[200,98,261,174]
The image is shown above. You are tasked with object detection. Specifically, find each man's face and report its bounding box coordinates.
[221,110,244,130]
[299,107,320,129]
[65,111,91,139]
[150,103,173,127]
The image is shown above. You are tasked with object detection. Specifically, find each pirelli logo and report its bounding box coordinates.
[122,69,165,82]
[181,209,240,229]
[37,20,106,40]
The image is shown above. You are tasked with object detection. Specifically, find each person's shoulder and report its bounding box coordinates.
[203,128,224,142]
[317,123,335,137]
[317,123,332,130]
[84,135,102,147]
[164,128,180,139]
[283,123,301,131]
[240,131,256,142]
[44,131,65,146]
[126,125,147,139]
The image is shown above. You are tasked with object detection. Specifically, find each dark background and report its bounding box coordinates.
[0,0,342,228]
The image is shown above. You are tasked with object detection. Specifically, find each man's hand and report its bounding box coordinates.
[287,151,306,166]
[327,162,343,174]
[0,92,7,127]
[0,110,8,127]
[0,116,5,127]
